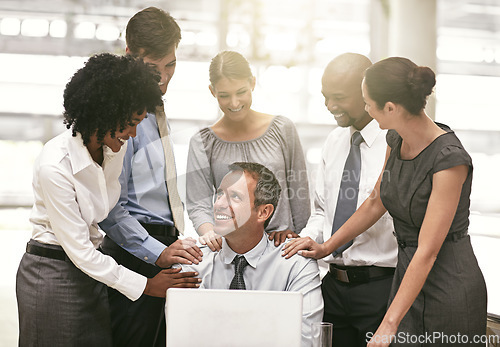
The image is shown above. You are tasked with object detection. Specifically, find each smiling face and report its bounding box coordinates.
[321,66,372,130]
[210,77,255,122]
[213,171,259,238]
[102,110,146,152]
[141,49,177,95]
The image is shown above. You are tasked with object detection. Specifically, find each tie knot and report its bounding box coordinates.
[156,104,164,113]
[233,255,248,270]
[351,131,364,146]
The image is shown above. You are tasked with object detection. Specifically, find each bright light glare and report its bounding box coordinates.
[260,65,301,93]
[74,21,96,39]
[436,45,483,63]
[96,24,120,41]
[21,18,49,37]
[226,32,239,47]
[226,30,250,48]
[0,18,21,36]
[195,32,217,46]
[181,31,196,45]
[0,53,87,115]
[264,33,297,51]
[50,19,67,38]
[483,48,495,63]
[436,74,500,130]
[306,147,322,165]
[315,37,370,56]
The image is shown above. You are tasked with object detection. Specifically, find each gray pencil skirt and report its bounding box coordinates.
[16,240,112,347]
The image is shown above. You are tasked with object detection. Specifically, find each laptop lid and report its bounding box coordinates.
[165,288,303,347]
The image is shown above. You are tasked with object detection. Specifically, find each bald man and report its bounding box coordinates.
[298,53,398,346]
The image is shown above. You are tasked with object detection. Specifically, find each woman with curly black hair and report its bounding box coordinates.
[15,53,200,346]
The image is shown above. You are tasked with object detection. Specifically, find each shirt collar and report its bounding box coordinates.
[220,233,269,269]
[66,131,94,175]
[66,130,124,174]
[350,118,383,148]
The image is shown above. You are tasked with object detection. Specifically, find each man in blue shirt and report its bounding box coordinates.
[99,7,202,347]
[178,162,324,347]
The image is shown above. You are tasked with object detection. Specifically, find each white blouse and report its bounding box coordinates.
[30,130,146,300]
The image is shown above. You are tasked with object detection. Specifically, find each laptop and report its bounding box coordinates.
[165,288,303,347]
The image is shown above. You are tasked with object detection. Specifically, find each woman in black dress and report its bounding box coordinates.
[283,57,487,346]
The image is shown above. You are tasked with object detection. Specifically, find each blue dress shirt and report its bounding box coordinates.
[99,112,175,264]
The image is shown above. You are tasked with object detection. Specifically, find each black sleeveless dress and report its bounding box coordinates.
[380,123,487,346]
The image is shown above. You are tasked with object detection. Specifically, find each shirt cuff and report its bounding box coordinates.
[140,236,168,264]
[112,266,147,301]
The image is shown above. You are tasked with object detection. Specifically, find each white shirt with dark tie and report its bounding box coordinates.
[300,119,397,267]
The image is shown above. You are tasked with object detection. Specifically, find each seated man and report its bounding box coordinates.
[178,162,323,346]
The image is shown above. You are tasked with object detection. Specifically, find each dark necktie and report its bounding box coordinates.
[331,131,364,256]
[229,255,248,290]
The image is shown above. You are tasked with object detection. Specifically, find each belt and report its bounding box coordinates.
[140,222,179,238]
[26,242,70,262]
[395,230,468,248]
[329,264,395,284]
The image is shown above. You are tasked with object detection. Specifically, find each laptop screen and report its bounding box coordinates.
[165,288,303,347]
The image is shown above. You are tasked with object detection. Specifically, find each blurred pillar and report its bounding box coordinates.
[217,0,229,51]
[370,0,390,63]
[388,0,437,119]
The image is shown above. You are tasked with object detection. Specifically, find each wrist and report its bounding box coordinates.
[197,223,215,236]
[155,247,171,268]
[144,278,152,295]
[383,312,401,331]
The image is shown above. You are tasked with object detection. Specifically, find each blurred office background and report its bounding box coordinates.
[1,0,499,345]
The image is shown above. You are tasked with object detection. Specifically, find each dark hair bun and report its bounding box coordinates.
[407,66,435,99]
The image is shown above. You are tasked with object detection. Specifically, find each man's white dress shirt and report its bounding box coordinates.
[179,233,324,347]
[29,130,146,300]
[300,120,397,267]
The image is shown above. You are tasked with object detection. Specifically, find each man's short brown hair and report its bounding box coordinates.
[126,7,181,59]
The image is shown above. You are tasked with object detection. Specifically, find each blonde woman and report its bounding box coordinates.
[186,51,310,251]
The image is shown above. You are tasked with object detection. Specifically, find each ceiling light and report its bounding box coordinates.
[21,18,49,37]
[74,21,96,39]
[96,24,120,41]
[0,18,21,36]
[49,19,67,38]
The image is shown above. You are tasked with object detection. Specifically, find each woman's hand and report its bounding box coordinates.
[268,229,299,246]
[144,268,201,297]
[198,230,223,252]
[281,236,329,259]
[366,320,399,347]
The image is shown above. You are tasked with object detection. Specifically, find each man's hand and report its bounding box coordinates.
[268,229,299,246]
[144,268,201,298]
[198,230,223,252]
[155,238,203,268]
